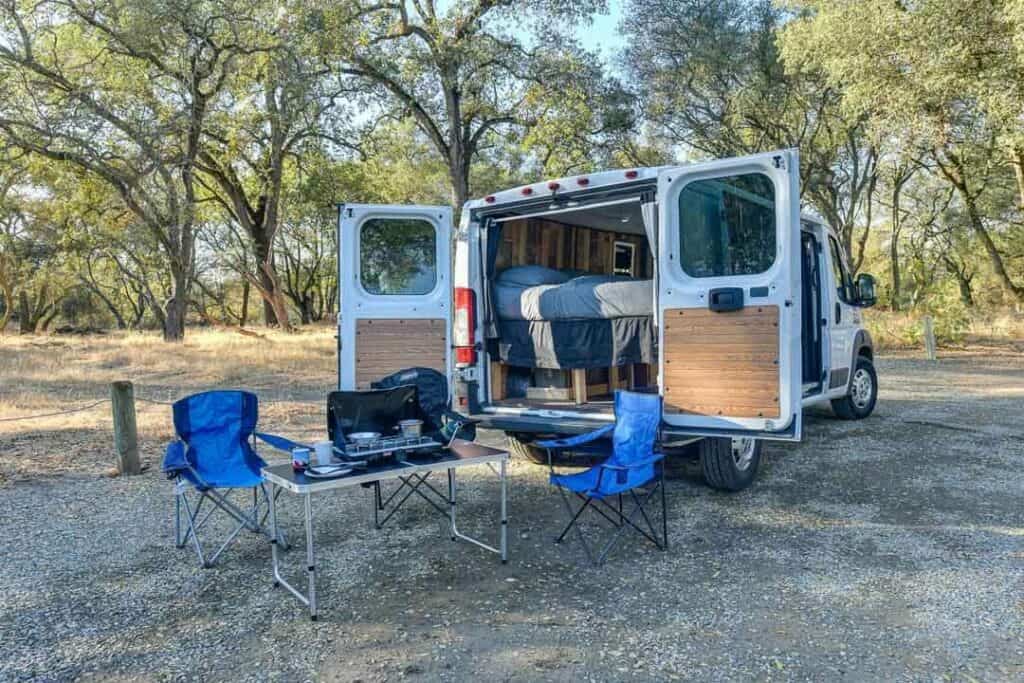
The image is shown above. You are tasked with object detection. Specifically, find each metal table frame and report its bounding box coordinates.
[262,440,508,619]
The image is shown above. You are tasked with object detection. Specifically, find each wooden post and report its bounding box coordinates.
[572,368,587,405]
[111,381,141,475]
[923,315,937,361]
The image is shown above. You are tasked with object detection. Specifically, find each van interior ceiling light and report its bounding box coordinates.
[453,287,477,366]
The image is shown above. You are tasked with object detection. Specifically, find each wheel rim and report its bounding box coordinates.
[851,368,873,409]
[731,438,756,471]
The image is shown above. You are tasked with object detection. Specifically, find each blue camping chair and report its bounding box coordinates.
[539,390,668,565]
[162,390,290,567]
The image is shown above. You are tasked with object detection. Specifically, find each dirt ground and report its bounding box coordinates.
[1,331,1022,681]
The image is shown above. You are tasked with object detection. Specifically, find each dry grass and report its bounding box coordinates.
[0,326,337,481]
[865,309,1024,351]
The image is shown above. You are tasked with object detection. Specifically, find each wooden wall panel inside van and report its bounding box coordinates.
[355,319,446,390]
[496,218,650,277]
[662,306,780,418]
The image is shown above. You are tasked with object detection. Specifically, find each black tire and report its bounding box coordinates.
[506,432,549,464]
[831,355,878,420]
[699,437,762,492]
[505,432,607,467]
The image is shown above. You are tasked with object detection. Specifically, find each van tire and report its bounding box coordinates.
[831,356,878,420]
[699,437,762,492]
[506,433,549,464]
[505,433,607,467]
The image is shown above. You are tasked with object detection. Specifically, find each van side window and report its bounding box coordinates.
[360,218,437,295]
[827,235,855,303]
[677,172,776,278]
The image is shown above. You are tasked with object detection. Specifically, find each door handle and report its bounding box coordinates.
[708,287,744,312]
[834,302,841,324]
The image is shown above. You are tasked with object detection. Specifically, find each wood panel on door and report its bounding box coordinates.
[355,319,446,390]
[662,306,780,418]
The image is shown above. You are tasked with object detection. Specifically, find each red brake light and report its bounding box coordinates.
[547,182,560,191]
[625,170,639,179]
[485,195,496,203]
[577,177,590,186]
[521,187,533,196]
[454,287,476,366]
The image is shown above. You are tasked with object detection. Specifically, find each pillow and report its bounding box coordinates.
[496,265,571,287]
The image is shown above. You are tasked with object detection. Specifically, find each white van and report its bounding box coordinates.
[336,149,879,491]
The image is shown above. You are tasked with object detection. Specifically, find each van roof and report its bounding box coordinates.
[464,167,665,211]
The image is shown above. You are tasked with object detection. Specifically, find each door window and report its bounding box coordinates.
[359,218,437,295]
[827,235,856,303]
[677,172,776,278]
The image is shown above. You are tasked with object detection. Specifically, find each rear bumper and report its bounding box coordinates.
[469,412,608,435]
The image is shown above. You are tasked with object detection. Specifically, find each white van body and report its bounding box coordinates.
[337,149,876,489]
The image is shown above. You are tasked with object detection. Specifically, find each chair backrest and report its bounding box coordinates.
[371,367,448,429]
[172,390,264,482]
[609,390,662,467]
[327,385,425,446]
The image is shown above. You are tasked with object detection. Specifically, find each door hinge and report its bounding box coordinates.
[773,155,785,170]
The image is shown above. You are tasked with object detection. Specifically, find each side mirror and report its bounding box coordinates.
[855,273,877,307]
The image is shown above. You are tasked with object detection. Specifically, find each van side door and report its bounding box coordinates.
[657,149,803,441]
[336,204,452,391]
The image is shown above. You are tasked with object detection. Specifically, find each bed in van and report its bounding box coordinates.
[335,149,879,491]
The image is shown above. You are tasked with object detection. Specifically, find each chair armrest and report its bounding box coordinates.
[599,452,665,471]
[162,441,189,479]
[254,432,311,453]
[536,424,615,450]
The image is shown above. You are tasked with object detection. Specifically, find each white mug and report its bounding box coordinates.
[314,440,333,466]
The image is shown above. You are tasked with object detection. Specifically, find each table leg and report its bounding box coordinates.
[447,468,457,542]
[500,457,508,564]
[269,482,286,593]
[304,492,317,621]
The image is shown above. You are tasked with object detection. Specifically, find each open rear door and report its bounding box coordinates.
[657,150,802,440]
[337,204,452,391]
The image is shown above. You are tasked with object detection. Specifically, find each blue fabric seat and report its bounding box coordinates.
[540,390,668,565]
[162,390,289,567]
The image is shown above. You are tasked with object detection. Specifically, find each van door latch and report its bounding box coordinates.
[708,287,744,312]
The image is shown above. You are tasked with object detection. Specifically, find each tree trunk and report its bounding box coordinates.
[889,181,903,312]
[162,266,188,342]
[0,277,11,333]
[18,290,33,334]
[239,279,250,327]
[934,150,1024,302]
[1011,146,1024,211]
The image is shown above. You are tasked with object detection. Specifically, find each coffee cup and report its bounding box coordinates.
[314,440,333,466]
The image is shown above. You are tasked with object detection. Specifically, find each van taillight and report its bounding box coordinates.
[454,287,476,366]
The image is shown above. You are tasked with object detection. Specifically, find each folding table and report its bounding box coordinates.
[262,439,509,619]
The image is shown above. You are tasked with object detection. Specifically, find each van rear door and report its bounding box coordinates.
[337,204,452,390]
[657,150,802,440]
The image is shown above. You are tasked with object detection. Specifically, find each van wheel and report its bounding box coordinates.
[700,437,762,492]
[505,433,606,467]
[831,356,878,420]
[506,433,549,464]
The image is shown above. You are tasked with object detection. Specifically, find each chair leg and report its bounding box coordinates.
[660,465,668,551]
[555,487,597,565]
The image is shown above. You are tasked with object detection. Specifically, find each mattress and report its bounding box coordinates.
[496,317,656,370]
[495,272,653,321]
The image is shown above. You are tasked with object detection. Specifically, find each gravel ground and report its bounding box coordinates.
[1,352,1023,681]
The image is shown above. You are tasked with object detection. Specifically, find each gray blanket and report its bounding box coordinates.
[495,272,653,321]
